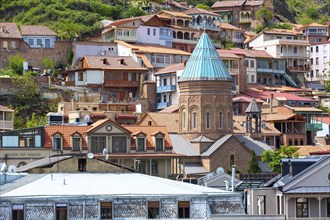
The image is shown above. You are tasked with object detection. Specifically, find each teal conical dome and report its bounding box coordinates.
[179,32,231,82]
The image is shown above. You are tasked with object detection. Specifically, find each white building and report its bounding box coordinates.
[308,40,330,82]
[0,173,245,219]
[247,29,310,87]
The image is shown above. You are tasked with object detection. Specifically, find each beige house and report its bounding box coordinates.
[0,105,14,131]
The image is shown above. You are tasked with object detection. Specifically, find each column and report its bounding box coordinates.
[165,159,168,178]
[318,196,321,220]
[149,159,152,175]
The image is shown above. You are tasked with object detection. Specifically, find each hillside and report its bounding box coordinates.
[0,0,143,39]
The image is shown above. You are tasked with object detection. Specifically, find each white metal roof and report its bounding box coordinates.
[1,173,233,199]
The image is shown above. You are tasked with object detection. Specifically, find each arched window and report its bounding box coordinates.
[219,111,223,128]
[206,112,210,129]
[182,112,186,129]
[230,154,235,167]
[193,112,197,129]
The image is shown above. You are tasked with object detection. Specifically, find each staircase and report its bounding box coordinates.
[284,68,298,87]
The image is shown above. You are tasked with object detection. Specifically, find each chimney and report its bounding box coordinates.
[102,58,108,65]
[270,93,274,114]
[183,60,187,67]
[118,58,125,65]
[231,165,236,192]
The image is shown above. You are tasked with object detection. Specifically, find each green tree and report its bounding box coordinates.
[261,146,299,173]
[26,113,47,128]
[42,57,55,70]
[325,80,330,92]
[256,6,273,27]
[248,151,261,173]
[122,6,146,18]
[196,4,210,10]
[8,54,26,75]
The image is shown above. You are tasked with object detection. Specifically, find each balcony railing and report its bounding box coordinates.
[156,102,171,110]
[304,31,327,36]
[287,66,310,72]
[228,68,239,75]
[173,38,198,44]
[277,52,309,59]
[156,85,177,93]
[104,80,139,87]
[239,18,252,23]
[116,35,138,42]
[306,123,322,132]
[0,120,14,130]
[193,23,220,31]
[257,68,286,74]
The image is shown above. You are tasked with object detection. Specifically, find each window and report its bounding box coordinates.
[316,69,319,77]
[91,136,106,154]
[296,198,308,217]
[3,40,8,49]
[137,137,145,151]
[136,160,145,173]
[182,112,186,129]
[327,198,330,217]
[148,201,160,219]
[117,29,122,36]
[230,154,235,167]
[45,39,51,48]
[36,38,42,47]
[193,112,197,129]
[78,72,84,81]
[112,136,127,153]
[163,94,167,102]
[10,41,16,49]
[78,159,86,172]
[250,60,255,68]
[27,38,34,46]
[206,112,210,129]
[163,78,167,86]
[316,46,319,53]
[300,139,304,145]
[289,139,292,145]
[316,57,319,65]
[219,112,223,128]
[153,29,156,36]
[131,30,136,36]
[101,202,112,219]
[12,204,24,220]
[155,137,164,151]
[72,136,81,151]
[56,204,67,220]
[251,75,255,83]
[310,58,313,65]
[151,160,158,175]
[178,201,190,218]
[310,47,313,52]
[147,28,150,35]
[53,134,62,151]
[293,46,297,54]
[228,112,232,128]
[257,196,266,215]
[276,36,282,39]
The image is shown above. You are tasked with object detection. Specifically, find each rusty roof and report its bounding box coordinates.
[20,25,57,36]
[81,56,147,70]
[220,23,242,31]
[0,22,22,39]
[184,8,220,17]
[155,63,185,75]
[212,0,263,8]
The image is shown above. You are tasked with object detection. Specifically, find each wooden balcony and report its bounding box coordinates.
[104,80,139,87]
[287,66,310,72]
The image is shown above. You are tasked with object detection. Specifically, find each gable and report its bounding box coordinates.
[90,120,130,135]
[117,19,142,28]
[283,158,330,191]
[138,114,158,126]
[143,15,167,27]
[209,136,250,159]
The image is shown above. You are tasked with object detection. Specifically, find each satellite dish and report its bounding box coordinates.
[216,167,225,175]
[0,163,7,172]
[87,153,94,159]
[105,154,109,160]
[7,165,17,173]
[84,114,91,123]
[206,173,214,180]
[102,148,108,155]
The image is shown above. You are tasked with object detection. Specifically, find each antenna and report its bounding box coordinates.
[216,167,225,175]
[102,148,108,155]
[0,163,7,172]
[7,165,17,173]
[87,153,94,159]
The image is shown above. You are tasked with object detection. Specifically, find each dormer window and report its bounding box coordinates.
[52,133,63,151]
[152,132,165,151]
[71,133,81,152]
[136,135,146,151]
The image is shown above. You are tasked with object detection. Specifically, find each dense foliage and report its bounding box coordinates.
[0,0,144,39]
[261,146,299,173]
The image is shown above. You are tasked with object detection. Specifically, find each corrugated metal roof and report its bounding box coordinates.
[190,135,214,143]
[257,161,272,173]
[1,173,230,199]
[183,162,208,175]
[236,135,272,156]
[201,135,232,156]
[179,32,232,82]
[17,155,73,172]
[285,186,330,194]
[170,134,199,156]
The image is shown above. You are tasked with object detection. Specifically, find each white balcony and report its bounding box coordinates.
[173,38,198,44]
[0,120,14,130]
[277,52,309,59]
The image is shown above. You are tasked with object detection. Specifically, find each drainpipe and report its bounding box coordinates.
[231,165,236,192]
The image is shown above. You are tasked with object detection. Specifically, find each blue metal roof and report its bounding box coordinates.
[179,32,231,82]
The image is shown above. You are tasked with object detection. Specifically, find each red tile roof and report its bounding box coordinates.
[243,90,316,102]
[220,23,242,31]
[0,22,22,39]
[318,116,330,125]
[44,125,89,149]
[233,95,264,103]
[217,49,241,59]
[124,126,173,150]
[155,63,185,75]
[20,25,57,36]
[81,56,147,70]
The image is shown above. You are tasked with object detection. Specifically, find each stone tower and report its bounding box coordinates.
[178,32,233,140]
[245,98,262,139]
